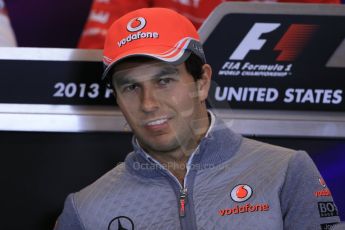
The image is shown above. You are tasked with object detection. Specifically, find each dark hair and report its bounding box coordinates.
[185,53,205,81]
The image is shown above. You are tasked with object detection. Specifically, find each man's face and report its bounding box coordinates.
[112,60,210,155]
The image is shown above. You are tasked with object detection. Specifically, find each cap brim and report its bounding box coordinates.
[102,46,191,81]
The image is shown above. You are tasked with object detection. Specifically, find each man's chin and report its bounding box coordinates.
[142,139,179,154]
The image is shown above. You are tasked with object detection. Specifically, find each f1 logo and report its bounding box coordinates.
[230,23,281,60]
[230,22,318,61]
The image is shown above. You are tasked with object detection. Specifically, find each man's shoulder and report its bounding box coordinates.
[208,117,299,167]
[74,160,132,205]
[242,137,295,152]
[237,137,298,162]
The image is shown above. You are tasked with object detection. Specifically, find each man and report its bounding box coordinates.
[55,8,340,229]
[77,0,340,48]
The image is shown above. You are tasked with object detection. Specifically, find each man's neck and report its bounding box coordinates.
[145,111,212,185]
[150,149,191,185]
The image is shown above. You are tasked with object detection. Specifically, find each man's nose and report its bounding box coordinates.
[140,87,159,113]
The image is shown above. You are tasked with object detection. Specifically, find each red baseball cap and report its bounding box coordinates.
[102,7,206,80]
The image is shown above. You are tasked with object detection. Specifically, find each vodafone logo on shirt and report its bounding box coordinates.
[218,184,270,216]
[231,184,252,202]
[319,178,327,188]
[315,178,332,198]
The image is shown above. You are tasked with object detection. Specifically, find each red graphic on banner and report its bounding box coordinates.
[274,24,318,61]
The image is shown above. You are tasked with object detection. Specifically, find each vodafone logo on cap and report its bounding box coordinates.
[231,184,253,202]
[117,17,158,48]
[127,17,146,32]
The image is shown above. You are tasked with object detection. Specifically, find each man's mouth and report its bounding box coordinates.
[147,118,168,126]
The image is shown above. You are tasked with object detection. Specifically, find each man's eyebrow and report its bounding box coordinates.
[154,65,179,77]
[113,75,135,87]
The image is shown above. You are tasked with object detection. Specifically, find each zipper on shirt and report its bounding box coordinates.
[137,147,197,228]
[179,188,187,217]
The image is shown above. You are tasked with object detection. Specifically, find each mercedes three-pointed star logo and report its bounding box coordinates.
[108,216,134,230]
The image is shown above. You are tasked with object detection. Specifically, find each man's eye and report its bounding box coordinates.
[158,78,171,86]
[124,84,138,92]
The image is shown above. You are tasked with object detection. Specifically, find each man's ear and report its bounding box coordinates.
[197,64,212,102]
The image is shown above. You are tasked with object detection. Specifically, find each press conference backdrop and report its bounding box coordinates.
[0,3,345,230]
